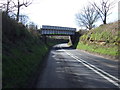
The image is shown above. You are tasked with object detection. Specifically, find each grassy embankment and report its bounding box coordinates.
[77,21,120,59]
[2,12,68,88]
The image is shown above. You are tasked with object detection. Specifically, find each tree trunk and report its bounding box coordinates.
[103,13,107,24]
[6,0,10,14]
[103,20,106,24]
[16,0,20,22]
[6,2,9,14]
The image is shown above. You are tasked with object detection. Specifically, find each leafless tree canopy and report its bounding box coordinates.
[76,5,99,30]
[0,0,15,14]
[92,0,115,24]
[0,0,33,22]
[15,0,33,22]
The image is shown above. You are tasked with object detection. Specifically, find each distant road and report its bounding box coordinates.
[36,43,119,88]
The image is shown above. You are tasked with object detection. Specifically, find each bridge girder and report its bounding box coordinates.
[40,25,79,48]
[40,25,76,36]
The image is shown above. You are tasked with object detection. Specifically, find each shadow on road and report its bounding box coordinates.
[35,43,119,88]
[53,45,74,50]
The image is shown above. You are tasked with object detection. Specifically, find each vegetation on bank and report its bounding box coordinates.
[2,12,68,88]
[77,21,120,58]
[77,42,118,56]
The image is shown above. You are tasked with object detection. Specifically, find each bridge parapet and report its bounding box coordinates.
[41,25,76,35]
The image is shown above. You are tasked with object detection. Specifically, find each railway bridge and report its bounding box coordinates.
[40,25,79,47]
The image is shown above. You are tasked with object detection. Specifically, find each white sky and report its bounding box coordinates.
[1,0,119,29]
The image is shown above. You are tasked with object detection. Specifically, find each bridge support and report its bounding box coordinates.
[70,32,80,49]
[42,35,47,45]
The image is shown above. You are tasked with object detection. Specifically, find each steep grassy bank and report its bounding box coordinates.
[2,12,49,88]
[77,21,120,59]
[2,12,67,88]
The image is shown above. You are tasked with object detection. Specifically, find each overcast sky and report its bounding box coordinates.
[2,0,119,29]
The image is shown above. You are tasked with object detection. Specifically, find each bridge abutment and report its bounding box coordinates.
[70,32,80,49]
[42,35,47,45]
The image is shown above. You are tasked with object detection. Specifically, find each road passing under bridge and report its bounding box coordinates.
[36,43,119,88]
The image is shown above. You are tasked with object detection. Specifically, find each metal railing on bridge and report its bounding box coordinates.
[40,25,76,35]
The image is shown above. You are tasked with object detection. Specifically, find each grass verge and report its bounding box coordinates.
[77,42,118,56]
[3,40,48,88]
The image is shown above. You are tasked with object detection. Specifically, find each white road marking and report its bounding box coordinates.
[61,48,120,88]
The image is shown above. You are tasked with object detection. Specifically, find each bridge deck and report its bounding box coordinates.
[40,25,76,35]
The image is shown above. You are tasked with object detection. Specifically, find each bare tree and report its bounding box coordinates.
[92,0,115,24]
[0,0,32,21]
[75,5,99,30]
[6,0,11,14]
[15,0,33,22]
[0,0,15,14]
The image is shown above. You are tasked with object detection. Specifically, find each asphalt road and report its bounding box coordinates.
[36,43,119,88]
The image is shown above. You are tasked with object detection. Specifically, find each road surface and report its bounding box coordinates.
[36,43,119,88]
